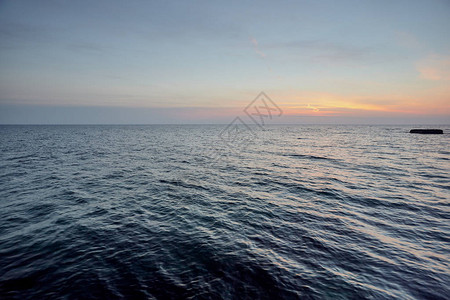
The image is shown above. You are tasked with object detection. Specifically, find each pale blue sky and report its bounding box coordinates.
[1,0,449,123]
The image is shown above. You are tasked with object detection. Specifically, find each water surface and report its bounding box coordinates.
[0,125,449,299]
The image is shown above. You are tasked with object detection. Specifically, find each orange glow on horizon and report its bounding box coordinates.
[273,90,450,117]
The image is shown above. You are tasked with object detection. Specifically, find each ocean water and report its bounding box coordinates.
[0,125,449,299]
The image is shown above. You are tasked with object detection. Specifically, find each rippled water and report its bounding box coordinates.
[0,125,449,299]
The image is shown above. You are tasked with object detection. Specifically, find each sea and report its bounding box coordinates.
[0,125,449,299]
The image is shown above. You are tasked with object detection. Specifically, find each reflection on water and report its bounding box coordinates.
[0,125,449,299]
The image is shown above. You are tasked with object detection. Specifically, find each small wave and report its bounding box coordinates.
[286,153,334,160]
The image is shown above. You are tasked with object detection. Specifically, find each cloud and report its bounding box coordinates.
[265,39,373,63]
[395,31,421,49]
[417,54,450,81]
[0,22,58,50]
[250,37,266,58]
[273,89,450,117]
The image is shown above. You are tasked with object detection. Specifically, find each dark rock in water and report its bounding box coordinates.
[410,129,443,134]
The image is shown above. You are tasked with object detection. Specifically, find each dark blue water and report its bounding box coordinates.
[0,125,449,299]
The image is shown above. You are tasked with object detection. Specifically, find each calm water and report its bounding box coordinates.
[0,125,449,299]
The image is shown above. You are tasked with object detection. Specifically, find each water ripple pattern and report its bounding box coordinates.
[0,125,449,299]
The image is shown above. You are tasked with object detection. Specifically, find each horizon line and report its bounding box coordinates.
[1,123,449,126]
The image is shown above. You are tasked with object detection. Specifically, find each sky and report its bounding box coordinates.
[0,0,449,124]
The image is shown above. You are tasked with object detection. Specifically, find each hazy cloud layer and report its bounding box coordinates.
[0,0,449,123]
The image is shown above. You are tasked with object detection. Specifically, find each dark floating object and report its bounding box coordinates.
[410,129,443,134]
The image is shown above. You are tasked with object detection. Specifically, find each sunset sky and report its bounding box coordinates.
[1,0,449,124]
